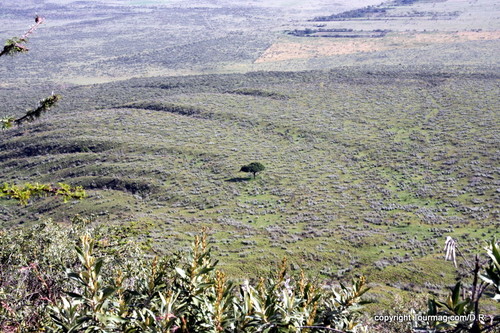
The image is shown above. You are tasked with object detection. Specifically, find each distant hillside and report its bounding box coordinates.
[0,0,499,315]
[1,0,498,84]
[1,68,498,289]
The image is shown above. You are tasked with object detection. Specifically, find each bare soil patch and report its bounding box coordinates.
[255,31,500,63]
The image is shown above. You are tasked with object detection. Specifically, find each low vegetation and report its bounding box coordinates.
[0,0,498,331]
[0,217,498,332]
[1,69,498,327]
[0,182,85,205]
[0,220,372,332]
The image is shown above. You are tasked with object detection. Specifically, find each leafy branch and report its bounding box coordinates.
[1,94,62,129]
[0,15,45,57]
[45,229,371,332]
[1,16,61,129]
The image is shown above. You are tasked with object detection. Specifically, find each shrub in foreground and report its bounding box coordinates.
[0,220,369,332]
[2,218,497,332]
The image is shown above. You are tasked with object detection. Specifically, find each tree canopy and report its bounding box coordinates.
[240,162,265,178]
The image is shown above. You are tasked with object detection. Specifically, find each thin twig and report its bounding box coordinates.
[20,17,45,40]
[454,242,474,271]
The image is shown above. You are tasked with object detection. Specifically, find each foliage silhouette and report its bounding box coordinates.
[240,162,265,179]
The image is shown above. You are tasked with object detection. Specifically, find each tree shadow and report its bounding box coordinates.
[225,177,252,183]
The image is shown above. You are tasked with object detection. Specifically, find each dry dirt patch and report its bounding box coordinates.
[255,31,500,63]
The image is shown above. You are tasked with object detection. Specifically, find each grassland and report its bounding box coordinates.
[1,68,498,293]
[1,0,499,318]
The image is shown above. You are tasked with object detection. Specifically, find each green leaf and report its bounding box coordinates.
[196,282,214,290]
[197,266,215,275]
[479,272,495,286]
[96,313,127,323]
[454,300,469,315]
[491,238,500,262]
[175,267,187,278]
[66,291,83,299]
[101,286,115,299]
[94,258,104,276]
[67,272,84,285]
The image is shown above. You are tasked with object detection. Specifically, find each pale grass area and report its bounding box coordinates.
[255,31,500,63]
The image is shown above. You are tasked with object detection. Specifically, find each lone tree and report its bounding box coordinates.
[240,162,265,179]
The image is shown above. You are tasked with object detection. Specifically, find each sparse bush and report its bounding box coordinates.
[1,182,85,205]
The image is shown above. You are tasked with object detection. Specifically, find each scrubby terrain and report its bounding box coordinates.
[1,0,499,330]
